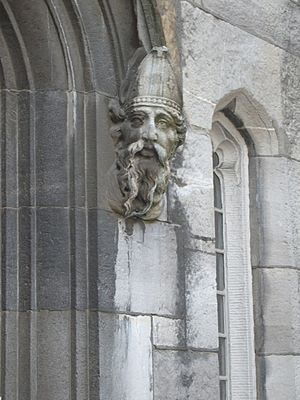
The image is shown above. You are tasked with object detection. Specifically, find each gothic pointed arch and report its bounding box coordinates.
[211,89,283,399]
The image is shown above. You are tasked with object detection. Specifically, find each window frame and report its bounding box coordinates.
[212,112,257,400]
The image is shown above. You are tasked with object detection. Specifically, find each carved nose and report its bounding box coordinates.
[143,123,158,141]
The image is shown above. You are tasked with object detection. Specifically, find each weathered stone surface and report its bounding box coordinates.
[187,0,300,58]
[70,311,89,400]
[35,91,69,207]
[114,220,182,316]
[169,127,215,240]
[99,313,153,400]
[154,350,219,399]
[257,355,300,400]
[185,250,218,350]
[71,209,88,310]
[87,209,118,311]
[4,0,68,90]
[36,208,71,310]
[2,91,32,207]
[281,52,300,160]
[1,208,18,310]
[1,312,31,400]
[253,268,300,354]
[255,157,298,267]
[1,0,299,398]
[1,92,19,208]
[288,159,300,264]
[75,0,140,92]
[96,93,116,209]
[182,1,300,161]
[1,310,154,400]
[37,311,71,400]
[182,1,283,131]
[84,92,101,208]
[153,316,185,348]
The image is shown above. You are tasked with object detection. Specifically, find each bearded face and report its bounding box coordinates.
[110,105,181,219]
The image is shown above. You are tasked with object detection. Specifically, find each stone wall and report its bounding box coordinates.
[0,0,299,399]
[180,1,300,399]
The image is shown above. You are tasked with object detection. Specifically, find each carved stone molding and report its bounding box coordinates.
[212,112,243,184]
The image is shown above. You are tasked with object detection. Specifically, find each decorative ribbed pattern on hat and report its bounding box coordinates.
[124,47,182,110]
[124,96,181,114]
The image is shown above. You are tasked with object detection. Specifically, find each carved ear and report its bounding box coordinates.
[110,126,122,143]
[109,98,125,123]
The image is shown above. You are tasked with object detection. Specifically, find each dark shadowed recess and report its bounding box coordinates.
[0,1,142,398]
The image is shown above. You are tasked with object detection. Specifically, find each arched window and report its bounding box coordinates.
[211,112,257,400]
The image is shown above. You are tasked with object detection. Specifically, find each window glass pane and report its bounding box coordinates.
[217,295,225,333]
[215,211,224,249]
[214,173,222,209]
[219,337,227,376]
[216,253,225,291]
[220,380,227,400]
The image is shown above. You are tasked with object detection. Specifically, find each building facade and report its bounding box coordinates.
[0,0,299,399]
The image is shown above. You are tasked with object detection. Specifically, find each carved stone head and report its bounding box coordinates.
[107,47,186,220]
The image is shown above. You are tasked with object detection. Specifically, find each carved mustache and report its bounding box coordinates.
[127,138,167,166]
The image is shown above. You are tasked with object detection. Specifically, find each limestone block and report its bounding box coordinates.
[153,349,219,399]
[288,160,300,264]
[114,220,181,316]
[1,209,19,310]
[253,268,300,354]
[96,93,117,210]
[281,53,300,160]
[35,91,69,206]
[37,311,71,400]
[183,91,216,130]
[75,0,140,93]
[70,311,89,400]
[36,208,71,310]
[152,316,185,348]
[1,312,31,400]
[185,250,218,349]
[257,355,300,400]
[5,0,68,90]
[83,92,119,209]
[87,209,119,311]
[4,91,31,207]
[169,127,215,239]
[99,313,153,400]
[255,157,296,267]
[182,1,282,130]
[187,0,300,58]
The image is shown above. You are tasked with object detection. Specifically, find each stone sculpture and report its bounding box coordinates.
[107,46,186,220]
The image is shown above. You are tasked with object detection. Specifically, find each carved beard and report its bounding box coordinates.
[116,139,170,218]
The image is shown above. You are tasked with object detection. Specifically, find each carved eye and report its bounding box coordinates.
[130,116,144,128]
[156,119,169,130]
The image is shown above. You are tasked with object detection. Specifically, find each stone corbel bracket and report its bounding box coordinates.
[106,47,186,220]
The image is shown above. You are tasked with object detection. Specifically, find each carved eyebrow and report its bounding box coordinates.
[127,110,147,118]
[156,112,174,123]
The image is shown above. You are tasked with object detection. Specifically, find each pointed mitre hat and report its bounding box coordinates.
[120,47,182,117]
